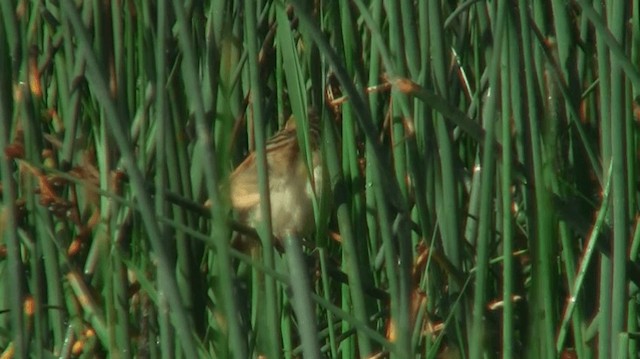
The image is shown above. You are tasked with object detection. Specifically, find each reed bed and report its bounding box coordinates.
[1,1,639,358]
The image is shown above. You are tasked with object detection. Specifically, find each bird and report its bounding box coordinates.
[229,109,323,244]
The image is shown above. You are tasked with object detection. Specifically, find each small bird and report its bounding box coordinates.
[229,110,323,242]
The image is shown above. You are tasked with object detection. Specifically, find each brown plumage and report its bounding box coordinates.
[229,111,322,240]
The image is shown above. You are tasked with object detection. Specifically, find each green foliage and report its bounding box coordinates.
[1,1,639,358]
